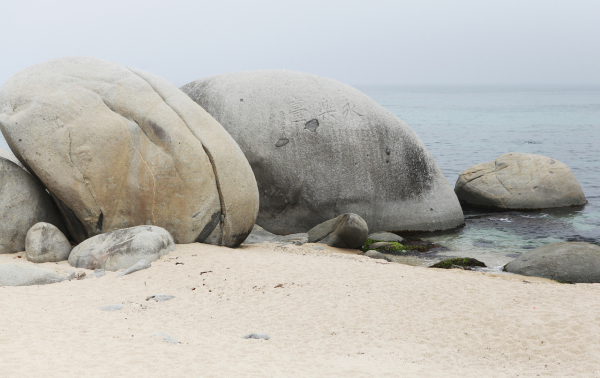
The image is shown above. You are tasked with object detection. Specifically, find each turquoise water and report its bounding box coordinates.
[359,85,600,269]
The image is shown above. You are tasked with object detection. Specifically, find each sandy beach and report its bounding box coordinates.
[0,242,598,377]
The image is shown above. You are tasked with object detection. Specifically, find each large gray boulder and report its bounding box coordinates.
[504,242,600,283]
[0,151,66,254]
[181,70,464,234]
[25,222,73,263]
[0,263,75,286]
[0,57,258,247]
[68,225,175,271]
[307,213,368,249]
[455,153,586,210]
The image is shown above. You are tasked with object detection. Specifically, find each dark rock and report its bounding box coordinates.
[307,213,368,249]
[430,258,486,269]
[117,260,151,277]
[504,242,600,283]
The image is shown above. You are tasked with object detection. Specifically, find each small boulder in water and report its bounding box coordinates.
[455,153,586,210]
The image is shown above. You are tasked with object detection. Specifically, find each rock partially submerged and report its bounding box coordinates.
[0,263,75,286]
[455,153,586,210]
[0,57,259,247]
[25,222,72,263]
[68,226,174,271]
[182,70,464,234]
[504,242,600,283]
[307,213,368,249]
[0,152,66,254]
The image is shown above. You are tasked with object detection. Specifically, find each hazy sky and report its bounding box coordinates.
[1,0,599,87]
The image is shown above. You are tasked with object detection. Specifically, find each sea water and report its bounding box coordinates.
[1,86,598,270]
[359,85,600,269]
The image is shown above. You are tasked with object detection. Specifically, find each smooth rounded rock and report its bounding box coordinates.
[25,222,72,263]
[455,153,586,210]
[68,225,175,271]
[504,242,600,283]
[307,213,368,249]
[365,250,391,261]
[0,151,66,254]
[0,57,258,247]
[0,263,75,286]
[181,70,464,234]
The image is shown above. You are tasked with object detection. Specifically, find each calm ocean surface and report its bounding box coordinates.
[1,85,598,270]
[359,85,600,269]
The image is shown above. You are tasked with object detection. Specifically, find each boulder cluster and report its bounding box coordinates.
[0,56,592,285]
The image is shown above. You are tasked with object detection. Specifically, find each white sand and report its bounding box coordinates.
[1,242,599,377]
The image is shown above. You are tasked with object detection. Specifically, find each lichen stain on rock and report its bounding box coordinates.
[148,120,171,143]
[304,119,319,132]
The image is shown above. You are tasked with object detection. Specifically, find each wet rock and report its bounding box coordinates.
[430,258,486,269]
[0,263,75,286]
[181,70,464,234]
[367,232,404,243]
[307,213,368,249]
[364,250,391,261]
[69,226,173,271]
[117,260,152,277]
[504,242,600,283]
[0,150,65,254]
[455,153,587,210]
[25,222,72,263]
[0,57,258,247]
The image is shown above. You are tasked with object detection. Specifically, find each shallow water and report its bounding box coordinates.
[359,85,600,269]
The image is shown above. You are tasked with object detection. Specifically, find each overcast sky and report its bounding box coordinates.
[1,0,599,87]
